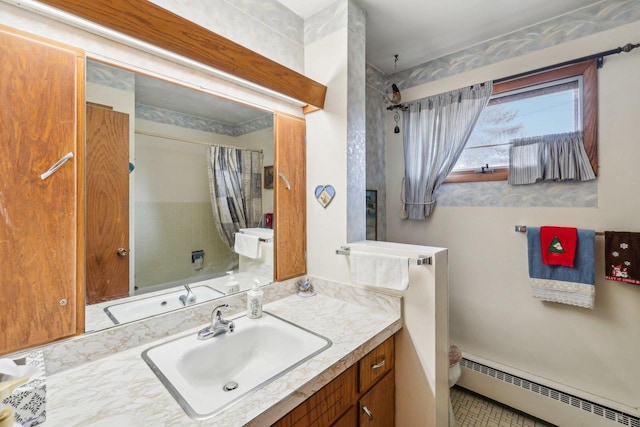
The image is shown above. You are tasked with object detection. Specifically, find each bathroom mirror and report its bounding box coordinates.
[84,59,275,332]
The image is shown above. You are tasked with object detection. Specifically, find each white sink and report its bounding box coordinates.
[142,312,331,419]
[104,285,224,325]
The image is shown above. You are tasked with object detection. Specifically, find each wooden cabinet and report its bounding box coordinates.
[333,406,357,427]
[272,365,356,427]
[358,370,394,427]
[358,334,394,393]
[273,112,306,281]
[274,335,395,427]
[0,26,85,355]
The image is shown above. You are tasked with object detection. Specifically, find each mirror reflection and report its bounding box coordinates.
[84,60,274,332]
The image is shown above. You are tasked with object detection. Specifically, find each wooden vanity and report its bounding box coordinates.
[274,335,395,427]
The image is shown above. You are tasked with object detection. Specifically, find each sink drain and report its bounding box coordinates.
[223,381,238,392]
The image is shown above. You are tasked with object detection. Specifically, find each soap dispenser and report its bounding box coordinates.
[246,279,263,319]
[224,271,240,294]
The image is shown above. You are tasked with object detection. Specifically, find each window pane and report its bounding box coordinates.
[453,78,580,171]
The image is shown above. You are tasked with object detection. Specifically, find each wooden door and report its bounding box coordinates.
[359,371,395,427]
[273,113,306,281]
[0,26,85,355]
[86,103,130,304]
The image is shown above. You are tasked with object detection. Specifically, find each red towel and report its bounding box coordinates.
[540,226,578,267]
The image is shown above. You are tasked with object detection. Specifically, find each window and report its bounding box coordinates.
[446,60,597,183]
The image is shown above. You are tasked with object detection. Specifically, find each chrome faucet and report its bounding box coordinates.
[179,284,197,306]
[198,304,235,340]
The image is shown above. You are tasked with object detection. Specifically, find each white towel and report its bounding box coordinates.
[234,233,261,259]
[350,251,409,291]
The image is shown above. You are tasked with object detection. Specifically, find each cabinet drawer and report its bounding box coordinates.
[358,335,394,393]
[273,364,357,427]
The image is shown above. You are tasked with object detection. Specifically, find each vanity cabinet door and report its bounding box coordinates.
[358,370,395,427]
[274,113,306,281]
[0,26,85,355]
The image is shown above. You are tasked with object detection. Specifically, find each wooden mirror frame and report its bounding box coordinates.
[38,0,327,110]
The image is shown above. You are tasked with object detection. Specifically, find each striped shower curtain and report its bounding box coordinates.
[402,82,493,219]
[207,146,263,249]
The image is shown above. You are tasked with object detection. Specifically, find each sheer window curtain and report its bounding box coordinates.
[402,82,493,220]
[207,146,263,249]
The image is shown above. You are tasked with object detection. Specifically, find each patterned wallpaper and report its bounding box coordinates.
[387,0,640,91]
[135,104,273,137]
[347,0,367,242]
[87,60,272,136]
[436,180,598,208]
[304,0,348,45]
[365,65,387,240]
[86,60,135,92]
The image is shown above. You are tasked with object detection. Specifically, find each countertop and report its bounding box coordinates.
[45,290,402,426]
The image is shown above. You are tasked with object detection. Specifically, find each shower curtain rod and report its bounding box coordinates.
[134,130,263,152]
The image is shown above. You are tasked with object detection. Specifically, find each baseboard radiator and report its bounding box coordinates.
[459,358,639,427]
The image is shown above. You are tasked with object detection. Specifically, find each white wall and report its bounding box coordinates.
[305,27,351,282]
[386,21,640,412]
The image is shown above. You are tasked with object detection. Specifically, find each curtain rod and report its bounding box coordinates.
[494,42,639,84]
[387,42,640,111]
[134,130,263,152]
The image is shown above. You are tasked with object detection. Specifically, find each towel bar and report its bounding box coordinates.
[237,231,273,243]
[514,225,604,236]
[335,246,432,266]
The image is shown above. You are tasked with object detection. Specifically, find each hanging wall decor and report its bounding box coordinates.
[314,185,336,208]
[366,190,377,240]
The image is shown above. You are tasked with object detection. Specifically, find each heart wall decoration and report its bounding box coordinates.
[314,185,336,208]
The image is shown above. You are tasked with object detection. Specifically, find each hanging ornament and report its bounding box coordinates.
[394,112,400,134]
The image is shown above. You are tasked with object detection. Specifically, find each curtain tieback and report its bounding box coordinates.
[400,177,435,205]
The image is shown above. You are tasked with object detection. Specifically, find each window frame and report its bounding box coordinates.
[445,60,598,183]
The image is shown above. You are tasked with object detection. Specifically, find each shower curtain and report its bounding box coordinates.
[207,146,263,249]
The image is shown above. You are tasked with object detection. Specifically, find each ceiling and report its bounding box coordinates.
[277,0,604,75]
[135,73,269,124]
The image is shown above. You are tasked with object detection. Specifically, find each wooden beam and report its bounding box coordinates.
[38,0,327,109]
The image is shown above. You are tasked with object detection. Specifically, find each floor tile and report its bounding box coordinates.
[451,386,556,427]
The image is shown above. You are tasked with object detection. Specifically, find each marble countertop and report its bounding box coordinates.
[45,289,402,426]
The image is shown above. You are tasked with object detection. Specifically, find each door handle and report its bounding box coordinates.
[41,152,74,180]
[117,248,129,257]
[278,172,291,190]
